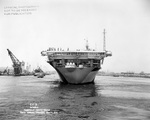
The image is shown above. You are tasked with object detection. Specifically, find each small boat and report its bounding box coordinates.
[33,67,45,78]
[37,72,45,78]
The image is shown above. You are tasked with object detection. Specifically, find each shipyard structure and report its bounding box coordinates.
[41,30,112,84]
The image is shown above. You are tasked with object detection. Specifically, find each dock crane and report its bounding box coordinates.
[7,49,22,76]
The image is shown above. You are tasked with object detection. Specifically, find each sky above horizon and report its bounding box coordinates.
[0,0,150,73]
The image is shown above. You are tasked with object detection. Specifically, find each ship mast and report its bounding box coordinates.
[85,39,89,51]
[103,29,106,51]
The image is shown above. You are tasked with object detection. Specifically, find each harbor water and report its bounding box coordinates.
[0,74,150,120]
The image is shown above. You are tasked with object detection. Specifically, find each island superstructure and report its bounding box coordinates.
[41,30,112,84]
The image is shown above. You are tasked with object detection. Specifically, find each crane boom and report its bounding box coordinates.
[7,49,22,76]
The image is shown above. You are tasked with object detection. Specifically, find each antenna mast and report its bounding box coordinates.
[103,29,106,51]
[85,39,89,51]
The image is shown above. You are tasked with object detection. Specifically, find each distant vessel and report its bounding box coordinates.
[41,29,112,84]
[33,67,45,78]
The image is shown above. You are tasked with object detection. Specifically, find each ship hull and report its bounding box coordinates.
[54,67,100,84]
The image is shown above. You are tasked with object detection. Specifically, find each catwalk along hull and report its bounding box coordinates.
[54,67,99,84]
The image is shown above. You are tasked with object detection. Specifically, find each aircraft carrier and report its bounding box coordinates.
[41,30,112,84]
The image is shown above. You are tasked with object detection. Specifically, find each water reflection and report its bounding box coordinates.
[56,83,98,97]
[41,82,103,120]
[1,76,150,120]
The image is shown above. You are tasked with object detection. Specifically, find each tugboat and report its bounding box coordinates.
[33,67,45,78]
[41,29,112,84]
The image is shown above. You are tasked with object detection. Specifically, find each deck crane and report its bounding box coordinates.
[7,49,22,76]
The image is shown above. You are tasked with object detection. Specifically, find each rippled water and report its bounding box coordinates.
[0,74,150,120]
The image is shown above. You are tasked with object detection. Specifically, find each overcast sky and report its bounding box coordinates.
[0,0,150,73]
